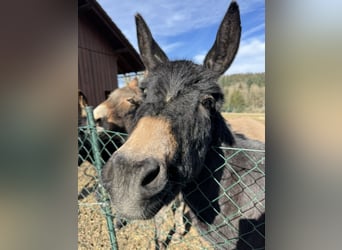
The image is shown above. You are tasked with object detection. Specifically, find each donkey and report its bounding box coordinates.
[91,77,143,164]
[102,2,265,249]
[78,78,142,166]
[93,77,142,134]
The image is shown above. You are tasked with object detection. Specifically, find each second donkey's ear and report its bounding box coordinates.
[204,1,241,75]
[135,14,169,71]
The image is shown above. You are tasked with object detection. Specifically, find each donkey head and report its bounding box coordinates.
[102,1,241,219]
[93,78,142,133]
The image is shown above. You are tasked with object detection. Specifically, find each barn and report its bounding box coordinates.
[78,0,144,106]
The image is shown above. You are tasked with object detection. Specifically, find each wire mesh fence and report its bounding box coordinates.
[78,107,265,250]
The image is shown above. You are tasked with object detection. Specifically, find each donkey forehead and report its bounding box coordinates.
[142,61,221,100]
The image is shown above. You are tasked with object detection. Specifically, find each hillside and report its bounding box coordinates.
[218,73,265,113]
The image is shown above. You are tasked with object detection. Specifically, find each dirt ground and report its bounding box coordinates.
[222,113,265,142]
[78,113,265,249]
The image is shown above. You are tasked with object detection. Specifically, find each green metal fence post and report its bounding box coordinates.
[85,106,118,250]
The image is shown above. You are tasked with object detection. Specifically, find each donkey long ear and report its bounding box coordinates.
[204,1,241,75]
[135,14,169,71]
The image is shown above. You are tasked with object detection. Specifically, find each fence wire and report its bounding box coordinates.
[78,109,265,250]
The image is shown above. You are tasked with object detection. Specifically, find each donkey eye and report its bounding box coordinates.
[201,95,215,110]
[127,97,142,107]
[127,98,136,104]
[139,87,147,95]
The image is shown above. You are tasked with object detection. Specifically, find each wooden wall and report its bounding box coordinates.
[78,15,118,106]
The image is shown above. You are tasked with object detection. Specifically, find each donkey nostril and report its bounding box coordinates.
[141,166,160,187]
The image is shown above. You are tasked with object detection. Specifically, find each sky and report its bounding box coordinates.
[97,0,265,75]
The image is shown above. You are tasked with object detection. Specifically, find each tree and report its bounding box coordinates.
[229,90,246,112]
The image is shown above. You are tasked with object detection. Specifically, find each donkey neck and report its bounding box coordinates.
[182,147,225,224]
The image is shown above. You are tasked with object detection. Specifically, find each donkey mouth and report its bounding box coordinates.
[111,188,174,220]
